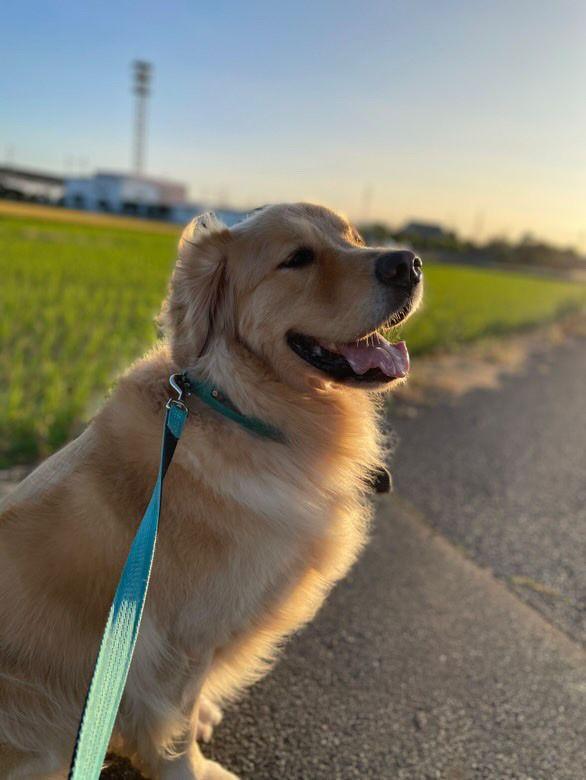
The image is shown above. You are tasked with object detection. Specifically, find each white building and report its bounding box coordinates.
[63,171,188,219]
[63,171,249,226]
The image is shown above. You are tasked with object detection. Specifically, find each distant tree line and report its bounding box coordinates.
[357,221,585,272]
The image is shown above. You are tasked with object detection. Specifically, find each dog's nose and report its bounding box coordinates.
[375,250,423,289]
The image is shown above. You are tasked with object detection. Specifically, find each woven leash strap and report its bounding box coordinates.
[69,400,187,779]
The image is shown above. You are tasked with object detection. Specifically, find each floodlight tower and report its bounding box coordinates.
[132,60,152,176]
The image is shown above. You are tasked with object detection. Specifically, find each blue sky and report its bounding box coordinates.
[1,0,585,246]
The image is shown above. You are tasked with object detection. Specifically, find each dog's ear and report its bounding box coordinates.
[161,212,233,366]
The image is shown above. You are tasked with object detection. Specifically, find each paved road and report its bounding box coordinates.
[103,336,586,779]
[391,337,586,646]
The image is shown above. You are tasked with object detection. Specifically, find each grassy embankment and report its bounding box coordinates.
[1,203,584,465]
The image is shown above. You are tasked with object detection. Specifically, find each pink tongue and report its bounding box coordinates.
[331,334,410,378]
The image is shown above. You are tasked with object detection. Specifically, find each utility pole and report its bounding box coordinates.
[132,60,152,177]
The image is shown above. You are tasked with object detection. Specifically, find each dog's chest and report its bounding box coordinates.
[171,447,357,651]
[182,445,329,530]
[178,494,336,644]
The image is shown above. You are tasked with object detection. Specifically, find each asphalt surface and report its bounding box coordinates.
[391,337,586,646]
[102,336,586,779]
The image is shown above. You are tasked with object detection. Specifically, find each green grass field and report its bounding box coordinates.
[1,208,585,466]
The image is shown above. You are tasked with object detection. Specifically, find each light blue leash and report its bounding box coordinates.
[69,389,188,779]
[69,374,283,778]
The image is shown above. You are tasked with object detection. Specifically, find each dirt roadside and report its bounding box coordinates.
[392,311,586,411]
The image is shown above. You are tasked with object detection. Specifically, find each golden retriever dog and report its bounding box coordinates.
[0,203,422,779]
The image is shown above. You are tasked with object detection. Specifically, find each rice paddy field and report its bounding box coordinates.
[1,203,585,466]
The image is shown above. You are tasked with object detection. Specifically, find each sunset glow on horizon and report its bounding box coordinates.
[2,1,585,249]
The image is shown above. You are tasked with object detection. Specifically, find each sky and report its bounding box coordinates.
[1,0,585,247]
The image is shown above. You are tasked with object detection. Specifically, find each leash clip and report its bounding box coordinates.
[167,373,188,412]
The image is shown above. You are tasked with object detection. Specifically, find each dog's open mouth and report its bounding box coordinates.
[287,331,410,383]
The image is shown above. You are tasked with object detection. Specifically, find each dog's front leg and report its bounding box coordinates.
[122,635,238,780]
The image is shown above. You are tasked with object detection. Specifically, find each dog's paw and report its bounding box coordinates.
[160,755,238,780]
[198,759,239,780]
[196,695,223,743]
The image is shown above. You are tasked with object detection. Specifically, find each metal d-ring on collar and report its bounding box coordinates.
[167,373,188,413]
[169,372,285,443]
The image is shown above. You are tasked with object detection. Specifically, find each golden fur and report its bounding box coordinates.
[0,203,420,779]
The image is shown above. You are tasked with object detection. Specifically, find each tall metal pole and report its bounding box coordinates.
[132,61,152,177]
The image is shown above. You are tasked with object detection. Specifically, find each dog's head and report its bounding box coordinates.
[162,203,422,391]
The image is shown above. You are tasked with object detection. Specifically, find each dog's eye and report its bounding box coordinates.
[279,247,315,269]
